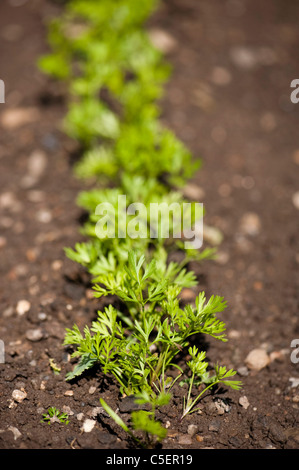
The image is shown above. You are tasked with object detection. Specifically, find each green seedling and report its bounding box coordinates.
[64,252,238,399]
[180,346,242,420]
[41,407,69,425]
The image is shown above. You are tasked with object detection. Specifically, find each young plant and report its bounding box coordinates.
[41,407,69,425]
[180,346,242,420]
[64,252,237,400]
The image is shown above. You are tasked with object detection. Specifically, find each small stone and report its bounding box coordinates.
[89,386,97,395]
[36,209,52,224]
[64,390,74,397]
[21,150,47,188]
[203,224,223,245]
[187,424,198,436]
[269,422,286,444]
[12,389,27,403]
[208,420,221,432]
[0,107,39,130]
[214,398,231,414]
[25,328,43,342]
[81,419,95,433]
[16,300,31,316]
[178,434,193,445]
[3,306,14,318]
[211,66,232,86]
[97,431,117,445]
[26,190,45,202]
[62,405,74,416]
[37,312,47,321]
[239,396,250,409]
[292,192,299,210]
[205,401,218,416]
[239,212,261,236]
[51,260,63,271]
[245,348,270,371]
[76,413,84,421]
[285,428,299,443]
[7,426,21,440]
[148,28,177,53]
[237,366,249,377]
[0,191,22,212]
[215,251,229,265]
[88,407,110,419]
[253,281,263,291]
[228,329,241,339]
[270,350,286,363]
[183,183,205,201]
[230,46,257,70]
[218,183,232,198]
[289,377,299,388]
[46,321,65,340]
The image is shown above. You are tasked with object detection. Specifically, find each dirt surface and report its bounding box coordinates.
[0,0,299,450]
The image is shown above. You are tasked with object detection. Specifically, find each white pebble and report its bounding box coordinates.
[36,209,52,224]
[81,419,96,433]
[239,396,250,409]
[239,212,261,236]
[37,312,47,321]
[292,192,299,210]
[76,413,84,421]
[12,389,27,403]
[26,328,43,342]
[7,426,21,440]
[230,46,257,70]
[245,348,270,371]
[16,300,31,316]
[62,405,74,416]
[148,28,177,53]
[289,377,299,388]
[187,424,198,436]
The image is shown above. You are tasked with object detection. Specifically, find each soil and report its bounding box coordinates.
[0,0,299,451]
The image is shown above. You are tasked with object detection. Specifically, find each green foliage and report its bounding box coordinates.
[39,0,197,187]
[40,0,241,448]
[180,346,242,420]
[41,407,69,425]
[64,251,232,398]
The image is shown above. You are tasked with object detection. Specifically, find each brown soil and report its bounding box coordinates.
[0,0,299,451]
